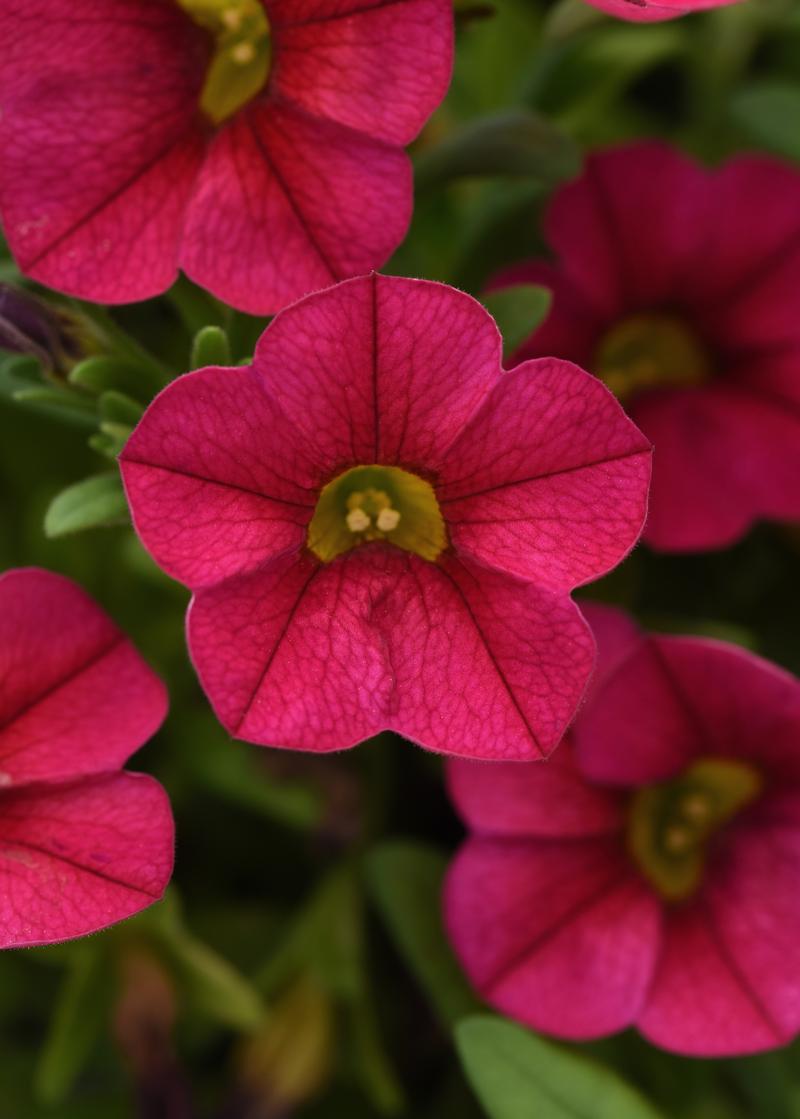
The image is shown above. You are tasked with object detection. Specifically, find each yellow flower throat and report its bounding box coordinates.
[628,757,762,901]
[307,466,447,564]
[177,0,271,124]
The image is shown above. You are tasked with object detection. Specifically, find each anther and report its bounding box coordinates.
[376,508,401,533]
[346,508,371,533]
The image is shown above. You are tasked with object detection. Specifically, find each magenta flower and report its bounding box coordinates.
[0,0,452,314]
[582,0,738,22]
[498,142,800,552]
[120,274,651,759]
[0,567,173,948]
[445,604,800,1056]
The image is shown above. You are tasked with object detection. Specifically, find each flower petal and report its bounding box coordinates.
[446,744,624,839]
[270,0,453,144]
[120,367,317,588]
[573,629,702,787]
[252,273,502,470]
[385,554,595,760]
[0,569,167,786]
[0,772,173,948]
[438,359,651,588]
[180,104,411,315]
[632,388,761,552]
[187,548,594,759]
[639,895,789,1056]
[445,836,660,1039]
[544,142,711,317]
[0,0,208,302]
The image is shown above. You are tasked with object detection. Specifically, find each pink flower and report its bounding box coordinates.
[0,567,173,948]
[445,604,800,1056]
[120,274,651,760]
[498,142,800,552]
[582,0,739,22]
[0,0,452,314]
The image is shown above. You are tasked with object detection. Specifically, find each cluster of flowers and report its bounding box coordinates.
[2,0,800,1061]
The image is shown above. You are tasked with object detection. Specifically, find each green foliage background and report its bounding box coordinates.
[2,0,800,1115]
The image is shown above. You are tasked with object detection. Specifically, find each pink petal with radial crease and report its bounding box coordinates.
[180,104,412,315]
[632,387,800,552]
[445,835,660,1038]
[438,358,651,588]
[270,0,453,144]
[251,273,503,471]
[0,772,174,948]
[120,366,318,588]
[584,0,734,21]
[0,569,167,786]
[446,743,624,839]
[544,142,711,314]
[0,0,208,302]
[187,547,595,760]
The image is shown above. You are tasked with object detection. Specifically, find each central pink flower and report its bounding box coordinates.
[0,0,453,313]
[120,274,651,759]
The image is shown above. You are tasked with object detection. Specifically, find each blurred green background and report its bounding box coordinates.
[3,0,800,1115]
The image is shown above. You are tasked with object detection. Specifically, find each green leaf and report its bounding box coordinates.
[97,390,143,426]
[68,354,153,398]
[730,82,800,161]
[44,473,129,538]
[191,324,232,369]
[482,285,552,358]
[35,947,114,1105]
[456,1016,664,1119]
[146,896,265,1032]
[365,842,481,1027]
[415,110,580,191]
[12,385,95,415]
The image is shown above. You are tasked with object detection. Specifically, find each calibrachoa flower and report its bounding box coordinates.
[498,142,800,551]
[0,0,452,314]
[445,604,800,1055]
[582,0,739,22]
[120,274,651,759]
[0,567,173,948]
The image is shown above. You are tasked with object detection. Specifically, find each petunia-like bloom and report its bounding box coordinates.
[0,567,173,948]
[445,604,800,1055]
[498,142,800,551]
[581,0,739,23]
[120,274,651,760]
[0,0,452,314]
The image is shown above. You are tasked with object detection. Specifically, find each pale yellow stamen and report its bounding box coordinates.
[176,0,271,124]
[308,465,447,564]
[376,507,401,533]
[346,508,371,534]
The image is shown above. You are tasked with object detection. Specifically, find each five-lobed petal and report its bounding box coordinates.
[121,273,652,760]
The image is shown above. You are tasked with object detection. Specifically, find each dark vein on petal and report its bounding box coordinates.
[0,836,161,899]
[0,636,125,743]
[439,448,649,505]
[121,456,316,508]
[436,566,543,755]
[232,565,322,734]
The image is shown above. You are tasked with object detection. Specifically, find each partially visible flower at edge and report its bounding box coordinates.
[0,567,173,948]
[120,273,651,761]
[0,0,453,314]
[445,603,800,1056]
[582,0,742,24]
[496,142,800,552]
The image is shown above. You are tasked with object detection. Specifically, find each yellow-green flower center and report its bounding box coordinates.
[628,757,762,901]
[595,314,711,403]
[177,0,271,124]
[307,465,447,564]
